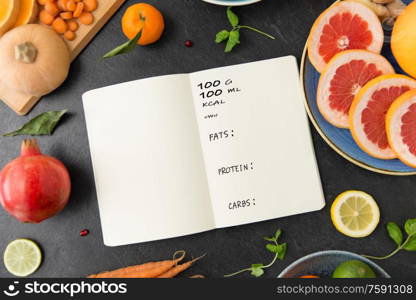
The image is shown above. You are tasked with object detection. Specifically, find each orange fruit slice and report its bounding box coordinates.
[386,89,416,168]
[317,50,395,128]
[0,0,20,36]
[14,0,39,27]
[391,1,416,79]
[308,1,384,73]
[122,3,165,46]
[350,74,416,159]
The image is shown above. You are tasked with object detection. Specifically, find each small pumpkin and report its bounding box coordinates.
[0,24,70,97]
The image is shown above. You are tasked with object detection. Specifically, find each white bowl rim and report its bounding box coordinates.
[278,250,390,278]
[202,0,263,6]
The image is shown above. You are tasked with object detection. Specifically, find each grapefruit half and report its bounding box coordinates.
[386,90,416,168]
[308,1,384,73]
[350,74,416,159]
[317,50,395,128]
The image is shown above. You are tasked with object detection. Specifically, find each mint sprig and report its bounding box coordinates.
[363,218,416,260]
[215,7,275,53]
[224,229,287,278]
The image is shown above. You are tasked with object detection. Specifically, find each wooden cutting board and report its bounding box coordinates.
[0,0,126,115]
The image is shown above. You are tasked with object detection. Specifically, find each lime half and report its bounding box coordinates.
[4,239,42,277]
[332,260,376,278]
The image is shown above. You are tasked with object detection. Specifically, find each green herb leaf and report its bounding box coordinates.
[227,7,239,27]
[387,222,403,246]
[405,219,416,235]
[215,30,230,43]
[250,264,264,277]
[3,110,67,137]
[225,30,240,52]
[274,229,282,241]
[103,29,142,59]
[266,244,278,253]
[276,243,288,260]
[403,236,416,251]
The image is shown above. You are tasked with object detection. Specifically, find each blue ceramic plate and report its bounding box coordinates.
[301,0,416,176]
[278,250,390,278]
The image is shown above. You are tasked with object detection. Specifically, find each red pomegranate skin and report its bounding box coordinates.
[0,139,71,223]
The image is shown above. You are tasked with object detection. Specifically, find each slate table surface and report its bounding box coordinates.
[0,0,415,278]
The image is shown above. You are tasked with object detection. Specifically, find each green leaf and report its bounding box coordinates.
[387,222,403,246]
[227,7,239,27]
[264,237,276,242]
[3,110,67,137]
[404,219,416,235]
[276,243,287,260]
[274,229,282,241]
[403,236,416,251]
[225,30,240,52]
[250,264,264,277]
[215,30,230,43]
[103,29,142,59]
[266,244,278,253]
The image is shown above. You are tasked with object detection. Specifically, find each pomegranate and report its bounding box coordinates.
[0,139,71,223]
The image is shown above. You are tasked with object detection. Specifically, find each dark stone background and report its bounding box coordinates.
[0,0,414,278]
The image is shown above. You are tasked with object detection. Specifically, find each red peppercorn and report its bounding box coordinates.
[185,40,193,48]
[80,229,89,237]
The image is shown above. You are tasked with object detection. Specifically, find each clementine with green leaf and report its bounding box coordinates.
[121,3,164,46]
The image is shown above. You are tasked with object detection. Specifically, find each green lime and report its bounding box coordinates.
[3,239,42,277]
[332,260,376,278]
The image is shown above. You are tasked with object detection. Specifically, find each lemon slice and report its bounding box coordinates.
[331,190,380,238]
[3,239,42,277]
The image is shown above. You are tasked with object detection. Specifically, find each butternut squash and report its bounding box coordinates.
[0,24,70,97]
[0,0,20,36]
[14,0,39,27]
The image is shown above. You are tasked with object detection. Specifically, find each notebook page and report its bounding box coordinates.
[83,74,215,246]
[189,57,325,228]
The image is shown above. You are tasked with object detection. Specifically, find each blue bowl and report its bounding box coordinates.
[278,250,390,278]
[301,0,416,176]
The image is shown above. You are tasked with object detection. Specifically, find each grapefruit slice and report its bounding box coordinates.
[317,50,395,128]
[350,74,416,159]
[308,1,384,73]
[386,90,416,168]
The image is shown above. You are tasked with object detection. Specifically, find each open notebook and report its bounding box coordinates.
[83,56,325,246]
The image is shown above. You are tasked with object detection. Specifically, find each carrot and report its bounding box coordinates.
[39,10,55,25]
[60,11,73,19]
[157,254,205,278]
[64,30,76,41]
[67,19,79,32]
[83,0,98,12]
[78,12,94,25]
[45,1,60,17]
[88,250,186,278]
[66,0,77,11]
[73,2,84,18]
[52,17,67,34]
